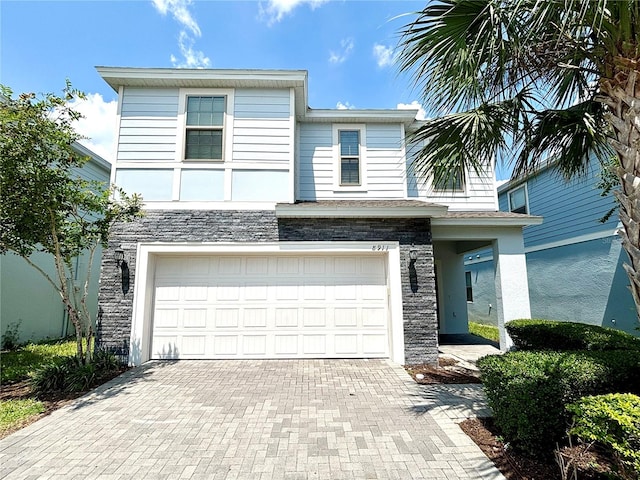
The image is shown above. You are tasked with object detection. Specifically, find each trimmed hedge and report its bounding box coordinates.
[478,350,640,455]
[506,319,640,352]
[567,393,640,478]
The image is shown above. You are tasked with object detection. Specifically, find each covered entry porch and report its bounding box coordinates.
[431,212,543,350]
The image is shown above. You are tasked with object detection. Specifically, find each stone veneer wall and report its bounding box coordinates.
[98,210,438,364]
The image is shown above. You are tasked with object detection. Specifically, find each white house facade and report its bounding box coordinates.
[96,67,541,365]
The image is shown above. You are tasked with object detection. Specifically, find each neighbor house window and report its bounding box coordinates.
[339,130,360,185]
[465,271,473,302]
[185,96,225,161]
[508,184,528,214]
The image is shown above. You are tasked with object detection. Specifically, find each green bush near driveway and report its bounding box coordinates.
[1,338,76,384]
[506,319,640,352]
[478,350,640,455]
[567,393,640,478]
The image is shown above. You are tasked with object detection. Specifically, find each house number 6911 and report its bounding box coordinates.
[372,245,389,251]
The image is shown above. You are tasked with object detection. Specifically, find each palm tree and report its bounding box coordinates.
[398,0,640,322]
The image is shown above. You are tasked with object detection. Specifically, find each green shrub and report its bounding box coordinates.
[478,350,640,455]
[567,394,640,478]
[30,351,121,396]
[30,356,78,394]
[506,319,640,352]
[1,321,22,351]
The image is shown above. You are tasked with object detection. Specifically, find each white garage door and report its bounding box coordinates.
[151,254,390,359]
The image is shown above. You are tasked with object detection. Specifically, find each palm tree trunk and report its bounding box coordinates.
[600,65,640,322]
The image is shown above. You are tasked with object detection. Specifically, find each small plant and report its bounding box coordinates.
[30,356,78,395]
[567,393,640,479]
[30,350,121,396]
[1,320,22,351]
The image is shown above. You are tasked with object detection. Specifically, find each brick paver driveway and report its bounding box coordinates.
[0,360,503,479]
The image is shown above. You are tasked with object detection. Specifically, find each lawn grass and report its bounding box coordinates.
[0,399,45,435]
[1,338,76,384]
[469,321,500,343]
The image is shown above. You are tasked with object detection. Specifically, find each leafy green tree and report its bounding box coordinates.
[398,0,640,321]
[0,83,143,362]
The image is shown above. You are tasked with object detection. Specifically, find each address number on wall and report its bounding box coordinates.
[371,245,390,251]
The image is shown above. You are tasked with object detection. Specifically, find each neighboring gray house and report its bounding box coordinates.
[0,143,112,344]
[466,157,638,335]
[96,67,541,366]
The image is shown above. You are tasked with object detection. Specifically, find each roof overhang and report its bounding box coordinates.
[431,212,543,227]
[276,200,448,218]
[302,109,419,126]
[96,66,308,118]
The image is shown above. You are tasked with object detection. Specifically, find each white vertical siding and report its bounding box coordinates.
[117,87,179,162]
[406,139,497,211]
[297,123,406,200]
[233,89,291,163]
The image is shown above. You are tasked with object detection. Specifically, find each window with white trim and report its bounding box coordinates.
[434,170,465,192]
[465,271,473,302]
[508,184,528,214]
[184,96,226,161]
[339,130,361,185]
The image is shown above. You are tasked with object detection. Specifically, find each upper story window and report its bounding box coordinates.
[433,170,465,192]
[508,184,528,214]
[332,124,367,191]
[185,96,226,161]
[339,130,360,185]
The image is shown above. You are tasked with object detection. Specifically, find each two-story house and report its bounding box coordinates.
[96,67,541,365]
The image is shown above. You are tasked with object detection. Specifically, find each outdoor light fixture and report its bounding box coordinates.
[409,245,418,262]
[114,246,130,295]
[408,244,419,293]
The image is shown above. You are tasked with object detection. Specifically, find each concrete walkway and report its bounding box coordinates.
[0,360,504,480]
[438,334,502,368]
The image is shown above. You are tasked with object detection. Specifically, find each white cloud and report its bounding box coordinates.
[171,31,211,68]
[329,38,354,65]
[69,93,118,163]
[336,101,355,110]
[373,43,395,68]
[151,0,210,68]
[259,0,328,25]
[397,101,426,120]
[152,0,201,36]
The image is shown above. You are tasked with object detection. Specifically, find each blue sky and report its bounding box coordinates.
[0,0,511,179]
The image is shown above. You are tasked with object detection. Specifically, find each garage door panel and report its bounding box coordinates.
[151,254,390,359]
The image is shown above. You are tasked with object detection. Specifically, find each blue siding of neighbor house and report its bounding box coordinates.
[499,158,618,249]
[467,157,639,336]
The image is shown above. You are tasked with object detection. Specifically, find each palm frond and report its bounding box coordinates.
[514,100,613,179]
[409,94,532,185]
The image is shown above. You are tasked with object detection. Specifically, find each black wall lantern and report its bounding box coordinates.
[408,244,419,293]
[114,246,130,295]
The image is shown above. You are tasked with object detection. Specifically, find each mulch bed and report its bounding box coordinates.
[405,356,482,384]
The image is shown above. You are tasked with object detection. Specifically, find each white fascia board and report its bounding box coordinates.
[275,205,449,218]
[96,66,307,91]
[431,215,543,227]
[72,142,112,172]
[303,109,418,126]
